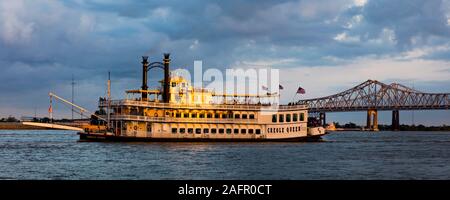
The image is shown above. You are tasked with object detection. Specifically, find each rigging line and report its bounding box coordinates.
[54,100,91,120]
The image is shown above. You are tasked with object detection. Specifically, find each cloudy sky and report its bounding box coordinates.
[1,0,450,125]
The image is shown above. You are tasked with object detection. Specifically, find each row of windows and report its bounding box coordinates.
[272,113,305,123]
[267,126,302,133]
[173,112,255,119]
[171,128,261,135]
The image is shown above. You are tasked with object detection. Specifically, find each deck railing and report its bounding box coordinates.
[107,115,262,124]
[99,99,307,111]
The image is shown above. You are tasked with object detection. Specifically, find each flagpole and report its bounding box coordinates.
[291,93,297,103]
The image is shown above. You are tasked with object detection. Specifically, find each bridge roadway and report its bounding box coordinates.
[297,80,450,131]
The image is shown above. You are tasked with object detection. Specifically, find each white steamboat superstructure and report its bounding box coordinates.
[78,54,326,142]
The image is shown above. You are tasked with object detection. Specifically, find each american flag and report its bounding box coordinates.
[297,87,306,94]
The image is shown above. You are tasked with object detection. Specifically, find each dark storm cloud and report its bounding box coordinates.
[364,0,450,46]
[1,0,450,118]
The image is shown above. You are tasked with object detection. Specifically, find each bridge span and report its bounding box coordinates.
[297,80,450,131]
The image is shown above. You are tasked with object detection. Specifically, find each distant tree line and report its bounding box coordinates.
[333,122,359,129]
[0,116,88,123]
[0,116,19,122]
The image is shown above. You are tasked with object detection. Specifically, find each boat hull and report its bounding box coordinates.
[78,132,327,142]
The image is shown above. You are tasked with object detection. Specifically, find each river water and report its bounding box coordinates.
[0,130,449,180]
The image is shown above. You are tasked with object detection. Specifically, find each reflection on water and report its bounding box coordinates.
[1,130,450,180]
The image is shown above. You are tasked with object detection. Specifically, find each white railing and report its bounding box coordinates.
[99,99,307,111]
[108,115,262,124]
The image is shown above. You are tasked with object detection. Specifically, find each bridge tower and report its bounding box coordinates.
[366,109,379,131]
[392,110,400,131]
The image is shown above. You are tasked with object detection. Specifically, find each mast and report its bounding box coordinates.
[71,74,75,120]
[49,96,53,123]
[107,71,111,131]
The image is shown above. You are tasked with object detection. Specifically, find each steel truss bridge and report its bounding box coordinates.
[297,80,450,131]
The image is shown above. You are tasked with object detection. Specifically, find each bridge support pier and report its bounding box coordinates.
[392,110,400,131]
[319,112,326,127]
[366,109,379,131]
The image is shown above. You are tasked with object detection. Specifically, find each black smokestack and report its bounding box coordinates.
[163,53,170,103]
[141,56,149,100]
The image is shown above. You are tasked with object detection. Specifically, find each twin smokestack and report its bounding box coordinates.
[141,53,171,103]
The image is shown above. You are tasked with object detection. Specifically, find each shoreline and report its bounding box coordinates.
[0,122,51,130]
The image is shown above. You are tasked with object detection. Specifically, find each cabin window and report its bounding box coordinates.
[279,114,284,122]
[286,114,291,122]
[248,129,254,134]
[214,113,220,118]
[147,123,152,132]
[219,129,224,134]
[272,114,277,122]
[293,113,298,122]
[300,113,305,121]
[171,128,177,134]
[226,129,232,134]
[222,114,227,119]
[207,113,212,118]
[195,128,201,134]
[234,114,240,119]
[188,128,193,134]
[199,113,205,118]
[234,129,239,134]
[255,129,261,134]
[211,128,217,134]
[249,114,255,119]
[242,114,248,119]
[241,129,246,134]
[180,128,185,133]
[203,128,209,134]
[176,113,181,118]
[172,82,176,87]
